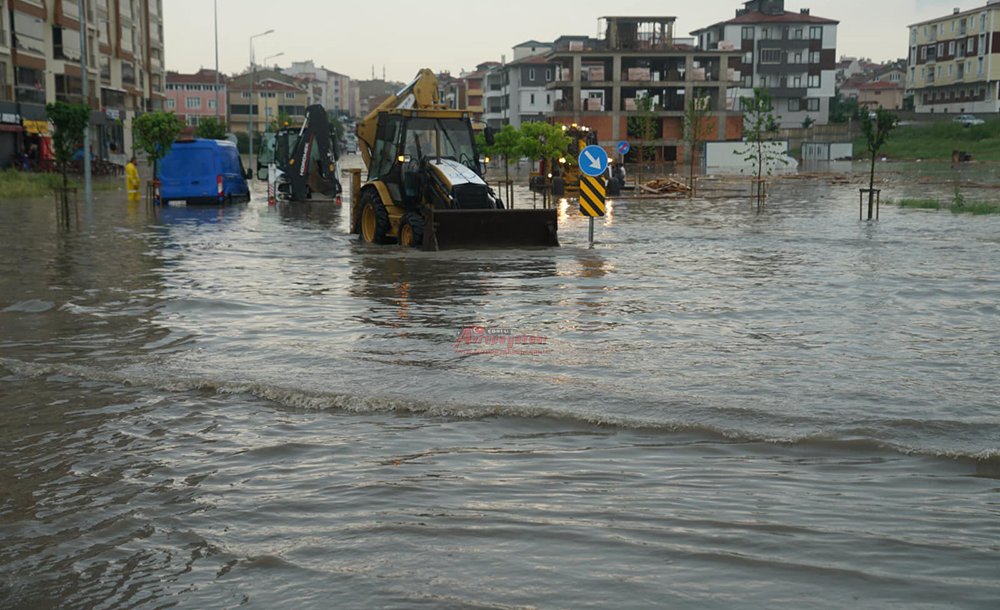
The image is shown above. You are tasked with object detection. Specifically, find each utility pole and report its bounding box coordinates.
[249,29,274,176]
[80,0,92,204]
[214,0,220,121]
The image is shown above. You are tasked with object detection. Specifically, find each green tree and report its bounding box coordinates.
[740,88,785,208]
[518,121,571,167]
[859,107,898,219]
[479,124,522,205]
[269,112,293,132]
[45,101,90,198]
[132,111,184,184]
[627,94,658,165]
[195,117,227,140]
[683,94,713,197]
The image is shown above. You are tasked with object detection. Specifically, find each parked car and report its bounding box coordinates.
[953,114,985,127]
[158,138,251,205]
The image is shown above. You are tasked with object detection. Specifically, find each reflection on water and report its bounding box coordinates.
[1,169,999,609]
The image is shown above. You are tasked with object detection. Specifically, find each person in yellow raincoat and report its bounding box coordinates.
[126,157,141,202]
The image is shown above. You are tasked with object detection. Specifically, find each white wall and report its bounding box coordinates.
[705,140,798,171]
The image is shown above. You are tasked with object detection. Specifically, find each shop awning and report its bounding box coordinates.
[23,120,51,135]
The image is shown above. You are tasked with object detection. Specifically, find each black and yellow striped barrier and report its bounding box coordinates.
[579,175,607,218]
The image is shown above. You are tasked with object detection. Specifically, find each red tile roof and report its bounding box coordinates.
[693,10,838,33]
[166,69,224,84]
[858,80,903,90]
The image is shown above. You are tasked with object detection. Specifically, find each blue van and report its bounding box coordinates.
[158,138,251,205]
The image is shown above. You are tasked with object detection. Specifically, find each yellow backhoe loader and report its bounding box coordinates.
[352,69,559,250]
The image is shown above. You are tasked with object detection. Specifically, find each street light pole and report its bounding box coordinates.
[249,29,274,176]
[80,0,92,204]
[214,0,220,122]
[263,52,283,132]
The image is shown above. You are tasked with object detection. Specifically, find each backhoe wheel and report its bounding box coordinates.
[359,190,391,244]
[398,212,425,249]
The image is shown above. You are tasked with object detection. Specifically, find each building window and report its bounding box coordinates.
[760,49,782,64]
[166,98,176,109]
[545,69,552,81]
[744,51,754,64]
[529,68,535,81]
[808,75,820,88]
[208,99,216,109]
[742,26,754,40]
[809,51,820,64]
[186,97,201,109]
[52,26,82,61]
[241,91,251,99]
[809,26,822,40]
[807,98,820,112]
[949,41,956,55]
[792,76,802,87]
[285,92,295,99]
[742,75,753,88]
[794,28,804,40]
[530,93,535,104]
[788,98,801,112]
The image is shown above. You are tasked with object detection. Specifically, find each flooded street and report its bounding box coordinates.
[1,160,998,608]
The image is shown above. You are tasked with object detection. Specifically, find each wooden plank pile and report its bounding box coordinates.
[638,177,692,196]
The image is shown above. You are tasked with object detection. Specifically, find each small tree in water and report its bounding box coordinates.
[859,107,898,220]
[45,102,90,202]
[683,94,713,197]
[195,117,228,140]
[740,88,785,209]
[477,124,522,206]
[133,111,184,191]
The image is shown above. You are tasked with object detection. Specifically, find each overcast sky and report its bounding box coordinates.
[164,0,975,81]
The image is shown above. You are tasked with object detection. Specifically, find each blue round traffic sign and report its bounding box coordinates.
[579,145,609,178]
[617,141,630,155]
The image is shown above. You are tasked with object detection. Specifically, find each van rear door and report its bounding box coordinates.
[161,144,216,200]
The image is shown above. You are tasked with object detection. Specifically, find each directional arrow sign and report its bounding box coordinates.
[579,145,609,178]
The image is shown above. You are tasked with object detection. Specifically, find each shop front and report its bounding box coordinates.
[0,102,23,169]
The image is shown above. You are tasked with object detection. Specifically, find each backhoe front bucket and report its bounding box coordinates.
[424,209,560,250]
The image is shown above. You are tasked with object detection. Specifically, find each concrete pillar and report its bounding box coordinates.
[612,54,622,141]
[572,55,582,117]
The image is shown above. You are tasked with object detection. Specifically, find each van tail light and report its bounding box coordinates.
[217,175,224,198]
[336,195,342,207]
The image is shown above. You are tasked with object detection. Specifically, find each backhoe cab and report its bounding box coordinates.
[352,70,559,250]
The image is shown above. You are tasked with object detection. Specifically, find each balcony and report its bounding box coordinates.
[758,37,811,50]
[757,62,810,75]
[765,87,807,98]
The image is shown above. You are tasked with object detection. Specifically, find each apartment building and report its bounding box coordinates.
[483,41,561,129]
[283,60,358,117]
[459,61,498,125]
[165,69,224,126]
[227,69,308,135]
[547,16,743,163]
[0,0,165,167]
[909,3,1000,114]
[692,0,839,127]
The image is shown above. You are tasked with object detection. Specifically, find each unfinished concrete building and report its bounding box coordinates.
[546,16,744,163]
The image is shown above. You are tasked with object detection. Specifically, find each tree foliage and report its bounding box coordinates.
[739,88,786,207]
[46,102,89,167]
[627,94,658,163]
[683,95,713,196]
[45,101,90,195]
[859,107,898,217]
[518,121,571,163]
[133,112,184,165]
[195,117,228,140]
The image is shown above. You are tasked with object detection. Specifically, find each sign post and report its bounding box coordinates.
[578,145,609,247]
